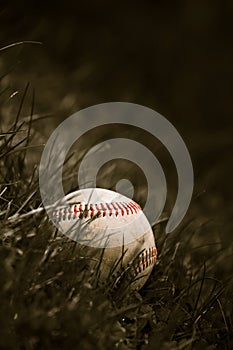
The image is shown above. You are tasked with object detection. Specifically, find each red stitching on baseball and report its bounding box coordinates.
[100,203,106,217]
[94,204,101,216]
[74,205,78,215]
[53,200,142,222]
[134,246,157,276]
[106,202,113,216]
[89,204,94,218]
[116,202,125,216]
[79,204,83,218]
[121,202,130,215]
[111,202,119,216]
[129,201,138,213]
[84,204,88,218]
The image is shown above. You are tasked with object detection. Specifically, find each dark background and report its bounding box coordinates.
[0,1,232,244]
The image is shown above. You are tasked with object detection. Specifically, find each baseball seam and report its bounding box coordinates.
[134,246,157,275]
[112,246,157,288]
[52,201,142,221]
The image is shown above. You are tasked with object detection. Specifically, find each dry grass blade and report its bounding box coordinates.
[11,82,30,136]
[0,41,43,52]
[192,261,206,317]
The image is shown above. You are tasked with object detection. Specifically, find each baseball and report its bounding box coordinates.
[52,188,157,290]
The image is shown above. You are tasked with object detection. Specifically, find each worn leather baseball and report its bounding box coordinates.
[52,188,157,290]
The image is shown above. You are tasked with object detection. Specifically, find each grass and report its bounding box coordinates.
[0,48,232,350]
